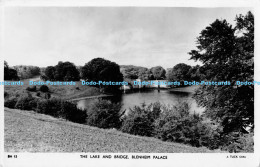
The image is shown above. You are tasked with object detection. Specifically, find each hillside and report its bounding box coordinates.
[4,108,218,153]
[4,79,101,101]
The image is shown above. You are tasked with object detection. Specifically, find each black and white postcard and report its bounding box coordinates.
[0,0,259,166]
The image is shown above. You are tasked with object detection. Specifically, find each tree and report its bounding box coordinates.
[150,66,166,80]
[189,12,254,133]
[4,61,11,80]
[54,61,80,81]
[4,61,19,80]
[13,65,41,79]
[120,66,139,79]
[44,66,56,81]
[167,63,191,82]
[8,69,20,80]
[138,68,153,80]
[120,65,153,80]
[187,65,205,81]
[82,58,123,92]
[43,62,80,81]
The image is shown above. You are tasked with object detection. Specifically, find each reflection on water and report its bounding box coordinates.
[77,87,204,114]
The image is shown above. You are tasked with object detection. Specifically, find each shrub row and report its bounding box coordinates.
[4,93,122,127]
[4,93,253,152]
[120,102,222,148]
[26,85,49,92]
[4,93,86,124]
[120,102,253,152]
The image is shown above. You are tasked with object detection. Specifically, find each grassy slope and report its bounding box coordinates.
[4,79,101,100]
[4,108,219,153]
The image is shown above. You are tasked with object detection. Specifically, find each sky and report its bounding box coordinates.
[3,7,251,68]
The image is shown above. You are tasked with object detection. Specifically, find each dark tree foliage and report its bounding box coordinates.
[4,61,19,80]
[138,68,153,80]
[120,65,139,79]
[44,66,56,81]
[153,102,222,148]
[82,58,123,92]
[167,63,191,82]
[54,61,80,81]
[189,12,254,133]
[150,66,166,80]
[39,85,49,92]
[86,99,123,129]
[43,62,80,81]
[14,93,37,110]
[26,86,37,92]
[120,102,162,137]
[120,65,153,80]
[187,65,206,81]
[13,65,41,79]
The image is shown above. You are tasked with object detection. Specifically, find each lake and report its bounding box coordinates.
[77,86,204,114]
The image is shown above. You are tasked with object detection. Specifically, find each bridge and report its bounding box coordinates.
[120,79,170,90]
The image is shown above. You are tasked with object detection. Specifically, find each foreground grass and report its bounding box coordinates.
[4,79,101,100]
[4,108,219,153]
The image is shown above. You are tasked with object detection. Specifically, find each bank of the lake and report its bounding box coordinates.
[5,78,203,114]
[4,79,102,100]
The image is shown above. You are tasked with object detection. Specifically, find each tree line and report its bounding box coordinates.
[5,57,203,92]
[14,65,41,79]
[120,64,204,82]
[4,61,43,80]
[5,59,203,84]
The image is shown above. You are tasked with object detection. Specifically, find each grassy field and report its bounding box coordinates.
[4,108,219,153]
[4,78,101,100]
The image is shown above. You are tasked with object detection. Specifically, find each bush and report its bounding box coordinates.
[4,91,8,98]
[28,98,39,111]
[195,120,223,149]
[86,99,123,129]
[4,97,18,108]
[14,93,37,110]
[40,75,48,81]
[44,93,51,99]
[235,133,254,152]
[59,101,87,123]
[36,92,41,97]
[39,85,49,92]
[120,102,162,137]
[153,102,222,148]
[220,132,254,153]
[26,86,37,92]
[154,102,192,142]
[36,98,62,116]
[36,98,87,123]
